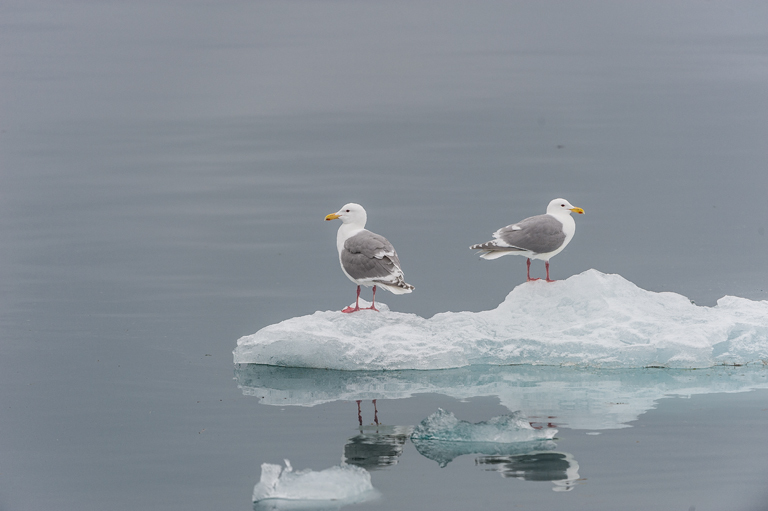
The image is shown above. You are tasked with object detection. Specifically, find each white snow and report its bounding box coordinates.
[252,460,378,505]
[234,270,768,370]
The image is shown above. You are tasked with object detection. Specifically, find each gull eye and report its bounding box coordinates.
[345,209,350,212]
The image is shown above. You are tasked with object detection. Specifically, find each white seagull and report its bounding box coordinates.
[325,203,414,312]
[470,198,585,282]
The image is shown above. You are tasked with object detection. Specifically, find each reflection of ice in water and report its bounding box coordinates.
[477,452,581,492]
[252,460,378,509]
[412,435,559,469]
[235,364,768,430]
[234,270,768,370]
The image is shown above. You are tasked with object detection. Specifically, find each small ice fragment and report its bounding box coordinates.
[411,409,556,443]
[410,409,557,467]
[252,460,378,504]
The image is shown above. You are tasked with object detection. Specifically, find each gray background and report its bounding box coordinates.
[1,1,767,510]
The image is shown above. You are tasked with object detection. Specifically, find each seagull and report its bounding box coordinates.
[325,203,414,312]
[470,198,585,282]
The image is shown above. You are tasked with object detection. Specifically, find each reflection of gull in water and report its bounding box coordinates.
[476,452,582,492]
[344,425,413,471]
[344,399,413,470]
[345,399,413,470]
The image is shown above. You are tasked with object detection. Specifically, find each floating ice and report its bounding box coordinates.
[252,460,378,507]
[410,409,557,467]
[234,270,768,370]
[412,409,556,443]
[235,364,768,430]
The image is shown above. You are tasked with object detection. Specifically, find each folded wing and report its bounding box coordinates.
[342,230,414,292]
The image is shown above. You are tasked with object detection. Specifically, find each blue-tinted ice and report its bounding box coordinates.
[234,270,768,370]
[412,408,556,442]
[235,364,768,430]
[410,409,557,467]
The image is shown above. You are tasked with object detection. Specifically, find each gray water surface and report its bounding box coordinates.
[2,1,767,510]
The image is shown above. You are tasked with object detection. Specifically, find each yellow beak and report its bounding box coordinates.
[325,213,341,221]
[570,207,585,215]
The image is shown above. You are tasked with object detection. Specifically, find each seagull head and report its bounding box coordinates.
[547,198,585,216]
[325,203,367,227]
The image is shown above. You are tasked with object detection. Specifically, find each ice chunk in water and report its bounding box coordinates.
[410,409,557,467]
[252,460,378,506]
[412,409,556,443]
[234,270,768,370]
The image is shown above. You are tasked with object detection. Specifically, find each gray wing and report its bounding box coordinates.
[341,230,403,281]
[492,214,566,254]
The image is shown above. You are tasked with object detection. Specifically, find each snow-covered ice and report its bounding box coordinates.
[252,460,378,507]
[234,270,768,370]
[235,364,768,430]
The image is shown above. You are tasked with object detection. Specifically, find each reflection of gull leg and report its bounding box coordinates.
[356,400,362,426]
[356,400,380,426]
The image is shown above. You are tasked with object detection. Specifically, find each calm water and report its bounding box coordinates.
[2,1,767,510]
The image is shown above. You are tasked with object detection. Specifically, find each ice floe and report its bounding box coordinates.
[234,270,768,370]
[252,460,378,509]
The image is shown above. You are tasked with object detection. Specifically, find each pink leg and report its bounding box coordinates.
[342,286,362,313]
[372,399,379,425]
[356,400,362,426]
[545,261,556,282]
[526,258,540,282]
[365,286,379,311]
